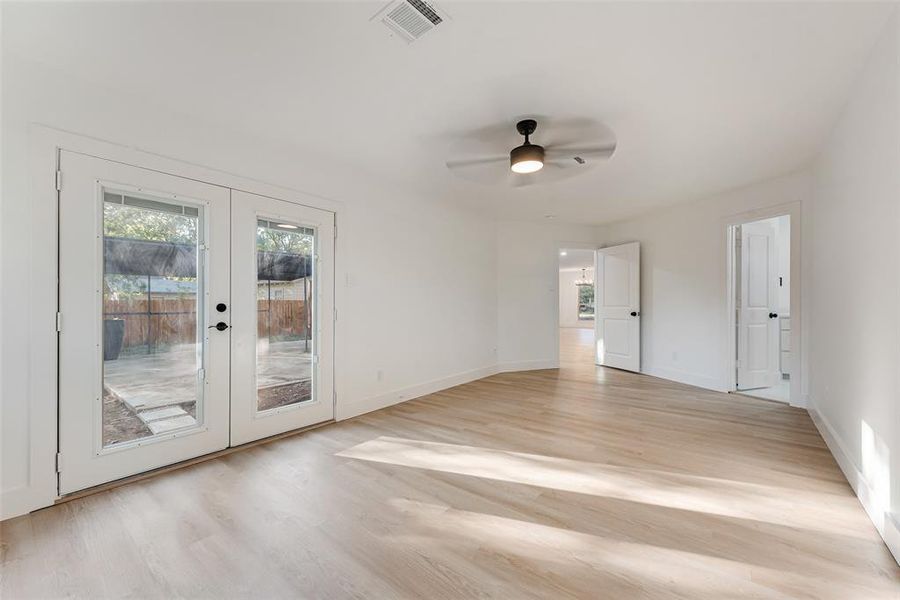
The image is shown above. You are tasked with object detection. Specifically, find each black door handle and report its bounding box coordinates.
[209,322,230,331]
[769,312,778,319]
[630,311,639,317]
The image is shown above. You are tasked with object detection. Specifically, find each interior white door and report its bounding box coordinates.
[737,220,780,390]
[58,151,231,494]
[594,242,640,372]
[229,190,335,445]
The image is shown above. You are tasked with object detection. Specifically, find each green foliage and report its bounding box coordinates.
[102,201,312,256]
[256,226,312,255]
[578,284,595,319]
[104,203,196,244]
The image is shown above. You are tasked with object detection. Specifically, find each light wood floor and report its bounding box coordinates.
[2,328,898,599]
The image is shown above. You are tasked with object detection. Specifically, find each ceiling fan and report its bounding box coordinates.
[445,118,616,187]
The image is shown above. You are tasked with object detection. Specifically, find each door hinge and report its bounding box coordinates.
[56,452,63,473]
[312,355,320,365]
[197,368,206,383]
[55,170,62,192]
[56,312,62,332]
[333,307,337,322]
[333,224,337,239]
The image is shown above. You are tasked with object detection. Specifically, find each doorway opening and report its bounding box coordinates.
[729,214,791,403]
[558,248,596,368]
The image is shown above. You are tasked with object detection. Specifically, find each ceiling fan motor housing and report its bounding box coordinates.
[510,119,545,172]
[510,142,545,167]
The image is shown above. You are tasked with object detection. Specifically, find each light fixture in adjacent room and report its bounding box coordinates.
[510,119,545,174]
[560,251,568,256]
[276,223,299,230]
[575,268,593,287]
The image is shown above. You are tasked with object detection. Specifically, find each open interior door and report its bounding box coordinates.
[737,221,780,390]
[595,242,640,372]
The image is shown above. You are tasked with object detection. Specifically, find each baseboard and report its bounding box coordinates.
[886,513,900,565]
[336,359,561,421]
[807,402,900,566]
[336,365,500,420]
[496,359,559,373]
[641,366,725,392]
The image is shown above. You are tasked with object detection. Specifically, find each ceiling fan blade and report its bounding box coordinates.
[544,142,617,162]
[445,155,508,169]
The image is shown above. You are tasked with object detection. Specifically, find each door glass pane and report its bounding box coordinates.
[256,219,314,411]
[102,191,202,447]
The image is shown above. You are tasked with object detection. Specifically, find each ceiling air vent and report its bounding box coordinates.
[373,0,445,43]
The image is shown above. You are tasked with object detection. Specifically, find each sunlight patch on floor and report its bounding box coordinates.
[338,436,866,538]
[384,497,894,600]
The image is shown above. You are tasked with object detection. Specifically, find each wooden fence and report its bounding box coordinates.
[104,298,309,352]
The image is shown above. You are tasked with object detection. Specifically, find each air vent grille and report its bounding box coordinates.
[406,0,442,25]
[377,0,445,43]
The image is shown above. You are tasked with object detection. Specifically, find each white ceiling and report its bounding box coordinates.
[4,2,894,224]
[559,249,595,271]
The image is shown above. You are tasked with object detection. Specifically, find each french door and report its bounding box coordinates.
[229,190,334,446]
[58,152,334,494]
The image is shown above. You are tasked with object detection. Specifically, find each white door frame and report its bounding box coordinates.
[724,201,803,407]
[8,125,345,519]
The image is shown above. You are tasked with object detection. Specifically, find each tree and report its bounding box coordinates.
[104,203,196,244]
[256,224,313,255]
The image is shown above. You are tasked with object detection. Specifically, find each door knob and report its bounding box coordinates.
[769,312,778,319]
[209,322,230,331]
[630,311,639,317]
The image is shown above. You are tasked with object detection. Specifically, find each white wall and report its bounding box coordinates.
[601,171,810,393]
[806,9,900,557]
[0,52,498,517]
[559,269,593,329]
[497,221,603,370]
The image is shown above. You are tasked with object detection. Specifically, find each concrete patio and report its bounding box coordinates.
[103,340,312,440]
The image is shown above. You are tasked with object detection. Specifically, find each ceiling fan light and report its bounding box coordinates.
[510,143,545,174]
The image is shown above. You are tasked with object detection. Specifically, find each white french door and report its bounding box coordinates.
[594,242,641,372]
[229,190,334,446]
[58,152,334,494]
[737,220,780,390]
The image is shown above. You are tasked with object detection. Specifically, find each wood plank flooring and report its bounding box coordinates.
[2,328,898,599]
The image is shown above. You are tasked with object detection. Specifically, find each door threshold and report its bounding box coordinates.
[52,419,335,507]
